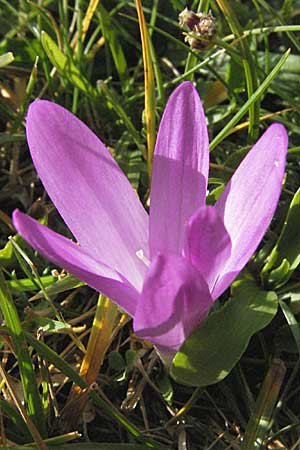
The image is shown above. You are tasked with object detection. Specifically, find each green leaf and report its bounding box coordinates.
[8,275,55,293]
[41,31,97,97]
[0,271,47,437]
[171,280,278,387]
[0,239,15,268]
[0,234,29,269]
[156,373,174,405]
[262,188,300,286]
[30,275,83,300]
[108,351,126,371]
[206,185,224,204]
[125,349,137,369]
[115,136,145,190]
[267,259,290,286]
[0,51,14,67]
[26,317,71,334]
[98,5,129,90]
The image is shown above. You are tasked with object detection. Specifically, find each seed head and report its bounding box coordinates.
[179,8,217,51]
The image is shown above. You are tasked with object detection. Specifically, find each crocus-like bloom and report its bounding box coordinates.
[13,82,287,361]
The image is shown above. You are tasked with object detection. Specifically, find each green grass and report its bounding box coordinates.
[0,0,300,448]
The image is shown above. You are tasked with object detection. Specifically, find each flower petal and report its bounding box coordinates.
[149,82,209,257]
[26,100,149,291]
[13,210,138,316]
[133,253,212,356]
[213,123,288,299]
[184,206,231,293]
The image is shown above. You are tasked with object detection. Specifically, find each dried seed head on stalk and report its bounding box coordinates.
[178,7,201,30]
[179,7,217,51]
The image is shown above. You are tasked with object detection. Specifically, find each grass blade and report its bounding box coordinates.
[210,48,290,150]
[216,0,259,139]
[0,271,47,438]
[98,4,129,90]
[41,31,97,97]
[241,359,286,449]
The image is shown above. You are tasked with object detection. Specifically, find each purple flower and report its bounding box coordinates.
[13,82,287,361]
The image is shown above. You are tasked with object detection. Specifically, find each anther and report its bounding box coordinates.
[136,249,150,267]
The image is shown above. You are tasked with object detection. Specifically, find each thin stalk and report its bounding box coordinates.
[148,0,165,103]
[166,387,204,427]
[184,0,211,81]
[135,0,156,179]
[223,24,300,41]
[215,0,259,140]
[81,0,101,46]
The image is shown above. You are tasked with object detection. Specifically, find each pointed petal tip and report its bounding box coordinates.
[267,122,288,144]
[12,208,22,229]
[175,80,196,91]
[263,122,288,171]
[27,99,60,120]
[264,123,288,157]
[171,81,200,101]
[12,209,139,316]
[149,81,209,256]
[12,208,37,238]
[212,122,288,299]
[27,98,45,113]
[268,121,288,134]
[27,100,53,129]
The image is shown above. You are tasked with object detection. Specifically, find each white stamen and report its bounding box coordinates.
[136,249,150,267]
[274,159,279,167]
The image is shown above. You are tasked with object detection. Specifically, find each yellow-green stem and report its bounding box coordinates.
[135,0,156,179]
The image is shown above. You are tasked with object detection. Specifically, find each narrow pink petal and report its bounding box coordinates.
[213,123,288,299]
[13,210,138,316]
[149,82,209,257]
[184,206,231,293]
[26,100,149,292]
[133,253,213,356]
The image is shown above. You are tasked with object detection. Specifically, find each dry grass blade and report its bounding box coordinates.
[135,0,156,178]
[71,0,101,52]
[60,296,124,430]
[0,363,48,450]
